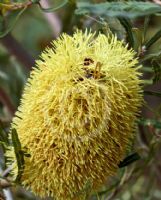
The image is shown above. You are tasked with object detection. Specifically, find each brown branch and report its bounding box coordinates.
[0,191,6,200]
[153,0,161,5]
[0,33,35,71]
[0,179,12,189]
[41,0,62,38]
[0,87,16,116]
[1,166,13,178]
[106,168,136,200]
[0,0,33,11]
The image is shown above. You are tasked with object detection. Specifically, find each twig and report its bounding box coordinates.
[0,192,6,200]
[40,0,62,38]
[0,87,15,116]
[1,166,13,178]
[106,167,134,200]
[0,0,32,11]
[0,33,35,70]
[0,179,12,189]
[0,167,13,195]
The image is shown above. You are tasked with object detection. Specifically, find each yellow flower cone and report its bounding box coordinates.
[7,30,143,199]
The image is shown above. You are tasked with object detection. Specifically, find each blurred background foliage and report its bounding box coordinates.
[0,0,161,199]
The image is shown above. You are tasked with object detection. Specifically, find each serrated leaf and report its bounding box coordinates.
[11,129,21,150]
[105,17,126,40]
[75,2,161,19]
[118,153,140,168]
[11,128,24,182]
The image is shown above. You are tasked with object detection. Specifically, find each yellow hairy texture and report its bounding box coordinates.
[9,31,143,199]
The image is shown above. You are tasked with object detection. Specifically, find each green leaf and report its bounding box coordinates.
[75,1,161,19]
[0,7,27,38]
[141,59,161,83]
[144,91,161,98]
[152,61,161,84]
[145,28,161,49]
[11,129,21,150]
[140,51,161,62]
[38,0,68,12]
[143,16,150,42]
[0,126,8,145]
[132,27,143,53]
[139,118,161,129]
[11,128,24,182]
[118,18,134,48]
[118,153,141,168]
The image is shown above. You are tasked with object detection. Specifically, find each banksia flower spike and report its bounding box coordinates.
[7,30,143,200]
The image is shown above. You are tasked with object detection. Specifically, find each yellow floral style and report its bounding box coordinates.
[7,30,143,200]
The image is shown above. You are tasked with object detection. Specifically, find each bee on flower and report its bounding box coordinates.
[6,30,143,200]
